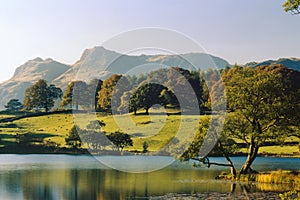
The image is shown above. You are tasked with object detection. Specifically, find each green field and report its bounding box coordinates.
[0,111,202,152]
[0,111,299,156]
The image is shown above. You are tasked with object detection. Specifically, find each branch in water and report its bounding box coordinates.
[191,157,233,168]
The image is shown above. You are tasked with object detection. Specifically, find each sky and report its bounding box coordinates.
[0,0,299,83]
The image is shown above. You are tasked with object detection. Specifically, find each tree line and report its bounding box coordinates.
[4,67,211,114]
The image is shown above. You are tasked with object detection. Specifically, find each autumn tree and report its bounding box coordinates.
[97,74,122,112]
[23,79,62,112]
[61,81,88,110]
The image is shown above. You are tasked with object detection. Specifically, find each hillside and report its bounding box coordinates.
[0,47,230,109]
[1,46,299,110]
[244,58,300,71]
[0,58,70,109]
[52,46,230,89]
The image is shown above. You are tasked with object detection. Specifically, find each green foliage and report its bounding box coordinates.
[164,67,204,109]
[4,99,23,112]
[182,65,300,175]
[131,83,165,114]
[81,129,111,150]
[142,141,148,153]
[181,116,238,160]
[86,120,106,130]
[61,79,103,110]
[222,66,300,173]
[283,0,300,14]
[23,80,62,112]
[65,125,82,148]
[107,131,133,151]
[87,79,103,110]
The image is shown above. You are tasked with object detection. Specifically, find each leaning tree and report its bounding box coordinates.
[223,65,300,174]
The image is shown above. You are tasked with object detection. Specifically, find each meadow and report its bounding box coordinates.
[0,111,299,156]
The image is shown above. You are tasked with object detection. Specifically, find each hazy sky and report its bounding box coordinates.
[0,0,299,82]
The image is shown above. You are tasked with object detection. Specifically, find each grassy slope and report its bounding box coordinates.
[0,112,203,152]
[0,112,299,155]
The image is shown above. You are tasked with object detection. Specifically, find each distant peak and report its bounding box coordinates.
[31,57,43,62]
[45,58,54,62]
[94,46,105,49]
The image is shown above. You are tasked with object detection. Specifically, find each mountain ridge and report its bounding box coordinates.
[0,46,299,109]
[244,57,300,70]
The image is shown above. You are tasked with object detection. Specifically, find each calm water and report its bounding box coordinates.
[0,155,299,199]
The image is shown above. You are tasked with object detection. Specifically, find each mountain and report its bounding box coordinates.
[0,46,230,109]
[2,46,300,110]
[244,58,300,71]
[52,46,230,89]
[0,58,70,109]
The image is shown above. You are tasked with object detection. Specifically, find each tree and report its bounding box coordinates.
[4,99,23,112]
[181,117,237,178]
[183,65,300,176]
[65,125,82,148]
[82,130,111,150]
[223,66,300,174]
[107,131,133,151]
[97,74,122,112]
[87,79,103,110]
[132,83,165,114]
[61,81,88,110]
[117,91,141,115]
[165,67,203,110]
[86,120,106,130]
[82,120,109,150]
[283,0,300,14]
[23,80,62,112]
[142,141,149,153]
[159,88,178,107]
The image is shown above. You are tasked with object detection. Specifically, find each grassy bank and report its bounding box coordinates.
[217,170,300,186]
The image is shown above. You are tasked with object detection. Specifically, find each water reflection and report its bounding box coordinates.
[0,155,298,199]
[0,168,295,199]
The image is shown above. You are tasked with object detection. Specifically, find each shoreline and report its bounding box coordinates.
[0,147,299,158]
[0,151,299,158]
[149,192,283,200]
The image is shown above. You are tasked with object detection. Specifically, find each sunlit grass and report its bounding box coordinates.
[0,112,298,155]
[259,145,299,155]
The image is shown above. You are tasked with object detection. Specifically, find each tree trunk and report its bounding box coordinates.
[145,108,149,115]
[240,140,259,174]
[75,102,79,111]
[230,183,237,193]
[218,140,236,178]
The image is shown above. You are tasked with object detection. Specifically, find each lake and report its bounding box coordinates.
[0,155,299,199]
